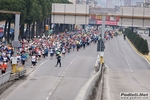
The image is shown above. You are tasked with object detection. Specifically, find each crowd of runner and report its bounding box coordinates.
[0,30,100,74]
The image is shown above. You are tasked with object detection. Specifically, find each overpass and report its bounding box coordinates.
[51,4,150,30]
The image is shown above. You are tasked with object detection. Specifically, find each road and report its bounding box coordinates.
[0,43,97,100]
[103,35,150,100]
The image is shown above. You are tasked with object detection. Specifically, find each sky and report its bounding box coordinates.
[98,0,144,7]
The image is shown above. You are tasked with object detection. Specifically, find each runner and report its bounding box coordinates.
[50,47,54,59]
[31,53,37,68]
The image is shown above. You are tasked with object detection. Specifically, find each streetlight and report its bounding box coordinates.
[0,10,20,74]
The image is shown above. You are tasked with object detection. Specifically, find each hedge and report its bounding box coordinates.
[124,28,149,55]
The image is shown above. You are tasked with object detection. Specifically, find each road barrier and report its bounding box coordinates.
[9,68,26,81]
[0,71,11,86]
[75,55,103,100]
[9,73,19,81]
[94,55,100,73]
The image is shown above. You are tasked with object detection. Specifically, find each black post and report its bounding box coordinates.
[148,28,150,36]
[131,27,134,33]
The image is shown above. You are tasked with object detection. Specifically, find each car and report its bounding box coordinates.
[144,31,149,34]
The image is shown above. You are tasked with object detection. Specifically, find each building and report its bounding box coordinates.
[145,0,150,3]
[68,0,76,4]
[106,0,113,8]
[124,0,131,6]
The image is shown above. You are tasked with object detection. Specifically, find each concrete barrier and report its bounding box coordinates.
[0,71,11,86]
[75,55,103,100]
[94,55,100,73]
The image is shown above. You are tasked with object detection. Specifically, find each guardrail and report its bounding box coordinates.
[9,68,26,81]
[0,71,11,86]
[75,55,103,100]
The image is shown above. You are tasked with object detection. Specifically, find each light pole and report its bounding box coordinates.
[100,15,106,65]
[97,15,106,65]
[0,10,20,73]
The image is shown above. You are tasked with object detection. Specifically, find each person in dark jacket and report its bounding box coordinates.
[55,52,61,67]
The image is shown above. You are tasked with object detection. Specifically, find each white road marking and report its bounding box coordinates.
[27,59,49,79]
[132,73,135,76]
[130,69,133,73]
[49,92,52,96]
[129,66,131,68]
[46,48,83,99]
[60,77,63,79]
[46,97,49,100]
[52,87,55,91]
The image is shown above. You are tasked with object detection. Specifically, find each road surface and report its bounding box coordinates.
[0,43,98,100]
[103,35,150,100]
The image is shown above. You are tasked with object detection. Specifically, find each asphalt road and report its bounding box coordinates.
[103,35,150,100]
[0,43,98,100]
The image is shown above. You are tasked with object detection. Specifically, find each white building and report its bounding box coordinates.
[68,0,76,4]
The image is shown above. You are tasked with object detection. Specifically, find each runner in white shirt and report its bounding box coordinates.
[17,54,21,64]
[31,54,37,68]
[50,48,54,59]
[37,50,42,60]
[42,49,45,58]
[62,47,66,57]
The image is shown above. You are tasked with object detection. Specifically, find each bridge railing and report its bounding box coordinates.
[0,71,11,86]
[75,55,103,100]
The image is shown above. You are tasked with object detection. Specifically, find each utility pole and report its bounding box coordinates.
[97,15,105,65]
[0,10,20,73]
[100,15,105,65]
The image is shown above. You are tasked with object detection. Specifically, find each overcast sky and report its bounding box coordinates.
[98,0,144,7]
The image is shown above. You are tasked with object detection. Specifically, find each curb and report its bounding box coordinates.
[0,81,13,95]
[127,37,150,62]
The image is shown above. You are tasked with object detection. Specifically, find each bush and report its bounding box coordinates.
[125,28,149,55]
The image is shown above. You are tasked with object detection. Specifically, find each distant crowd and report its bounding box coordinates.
[0,30,99,74]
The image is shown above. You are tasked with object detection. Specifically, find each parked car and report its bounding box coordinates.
[144,31,149,34]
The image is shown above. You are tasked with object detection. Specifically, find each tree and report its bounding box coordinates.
[0,0,71,41]
[0,0,26,43]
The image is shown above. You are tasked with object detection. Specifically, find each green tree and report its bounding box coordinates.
[0,0,26,43]
[0,0,71,41]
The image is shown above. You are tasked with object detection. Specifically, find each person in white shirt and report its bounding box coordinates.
[62,47,66,57]
[37,50,42,60]
[50,48,54,59]
[17,53,21,64]
[31,54,37,68]
[42,49,45,58]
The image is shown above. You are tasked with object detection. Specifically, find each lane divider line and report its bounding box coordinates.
[46,97,49,100]
[45,47,84,100]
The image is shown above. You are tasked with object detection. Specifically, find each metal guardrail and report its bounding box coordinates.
[19,69,26,77]
[0,71,11,86]
[9,73,19,81]
[9,68,26,81]
[75,55,103,100]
